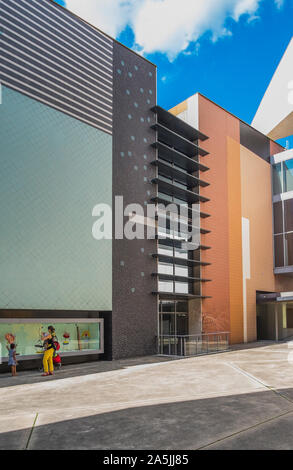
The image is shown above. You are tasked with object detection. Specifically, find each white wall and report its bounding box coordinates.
[252,38,293,140]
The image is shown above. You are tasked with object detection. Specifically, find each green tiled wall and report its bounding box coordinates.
[0,86,112,310]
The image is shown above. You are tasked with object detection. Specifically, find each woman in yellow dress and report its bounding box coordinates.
[41,325,55,376]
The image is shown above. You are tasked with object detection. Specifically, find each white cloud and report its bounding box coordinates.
[233,0,261,21]
[64,0,136,38]
[65,0,285,60]
[247,14,261,23]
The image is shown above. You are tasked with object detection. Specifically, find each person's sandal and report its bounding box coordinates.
[42,373,49,376]
[49,372,54,375]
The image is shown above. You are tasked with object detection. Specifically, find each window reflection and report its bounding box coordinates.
[285,233,293,266]
[284,199,293,232]
[273,159,293,195]
[273,163,283,195]
[284,159,293,193]
[274,235,284,267]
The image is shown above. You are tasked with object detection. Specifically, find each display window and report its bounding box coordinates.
[0,319,103,361]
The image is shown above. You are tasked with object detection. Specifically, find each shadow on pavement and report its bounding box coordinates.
[1,387,293,450]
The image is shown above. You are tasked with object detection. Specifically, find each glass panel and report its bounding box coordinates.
[174,248,188,259]
[0,321,101,359]
[173,197,188,206]
[273,163,283,195]
[285,232,293,266]
[158,263,173,275]
[158,191,172,202]
[174,265,188,277]
[176,314,188,335]
[274,234,284,268]
[173,180,188,190]
[158,226,167,235]
[161,313,175,335]
[287,308,293,329]
[175,282,189,294]
[160,300,175,312]
[160,175,172,184]
[284,159,293,193]
[158,244,173,256]
[173,163,188,173]
[166,218,181,232]
[273,201,283,234]
[173,228,189,239]
[284,198,293,233]
[158,281,173,292]
[176,301,188,313]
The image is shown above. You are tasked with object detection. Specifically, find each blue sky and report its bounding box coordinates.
[55,0,292,144]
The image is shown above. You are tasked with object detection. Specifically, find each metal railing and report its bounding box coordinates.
[157,332,230,357]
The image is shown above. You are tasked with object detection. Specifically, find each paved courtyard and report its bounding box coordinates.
[1,340,293,450]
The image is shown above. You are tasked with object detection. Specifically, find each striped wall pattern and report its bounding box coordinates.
[0,0,113,134]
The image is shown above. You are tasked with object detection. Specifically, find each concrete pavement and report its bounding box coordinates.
[0,340,293,450]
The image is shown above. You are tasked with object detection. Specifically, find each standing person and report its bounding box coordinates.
[41,325,56,377]
[7,343,17,376]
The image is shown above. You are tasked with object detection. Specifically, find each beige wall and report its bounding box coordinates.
[240,144,276,341]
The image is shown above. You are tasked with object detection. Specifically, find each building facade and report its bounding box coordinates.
[0,0,158,365]
[0,0,292,369]
[170,94,293,344]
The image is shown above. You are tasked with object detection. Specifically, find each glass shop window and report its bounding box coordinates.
[0,321,101,359]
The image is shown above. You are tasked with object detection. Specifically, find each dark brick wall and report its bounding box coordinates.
[112,43,158,359]
[99,311,112,361]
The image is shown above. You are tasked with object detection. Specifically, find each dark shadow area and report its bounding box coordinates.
[1,388,293,450]
[0,355,176,389]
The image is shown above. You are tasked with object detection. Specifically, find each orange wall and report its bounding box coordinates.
[198,95,240,336]
[227,137,244,343]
